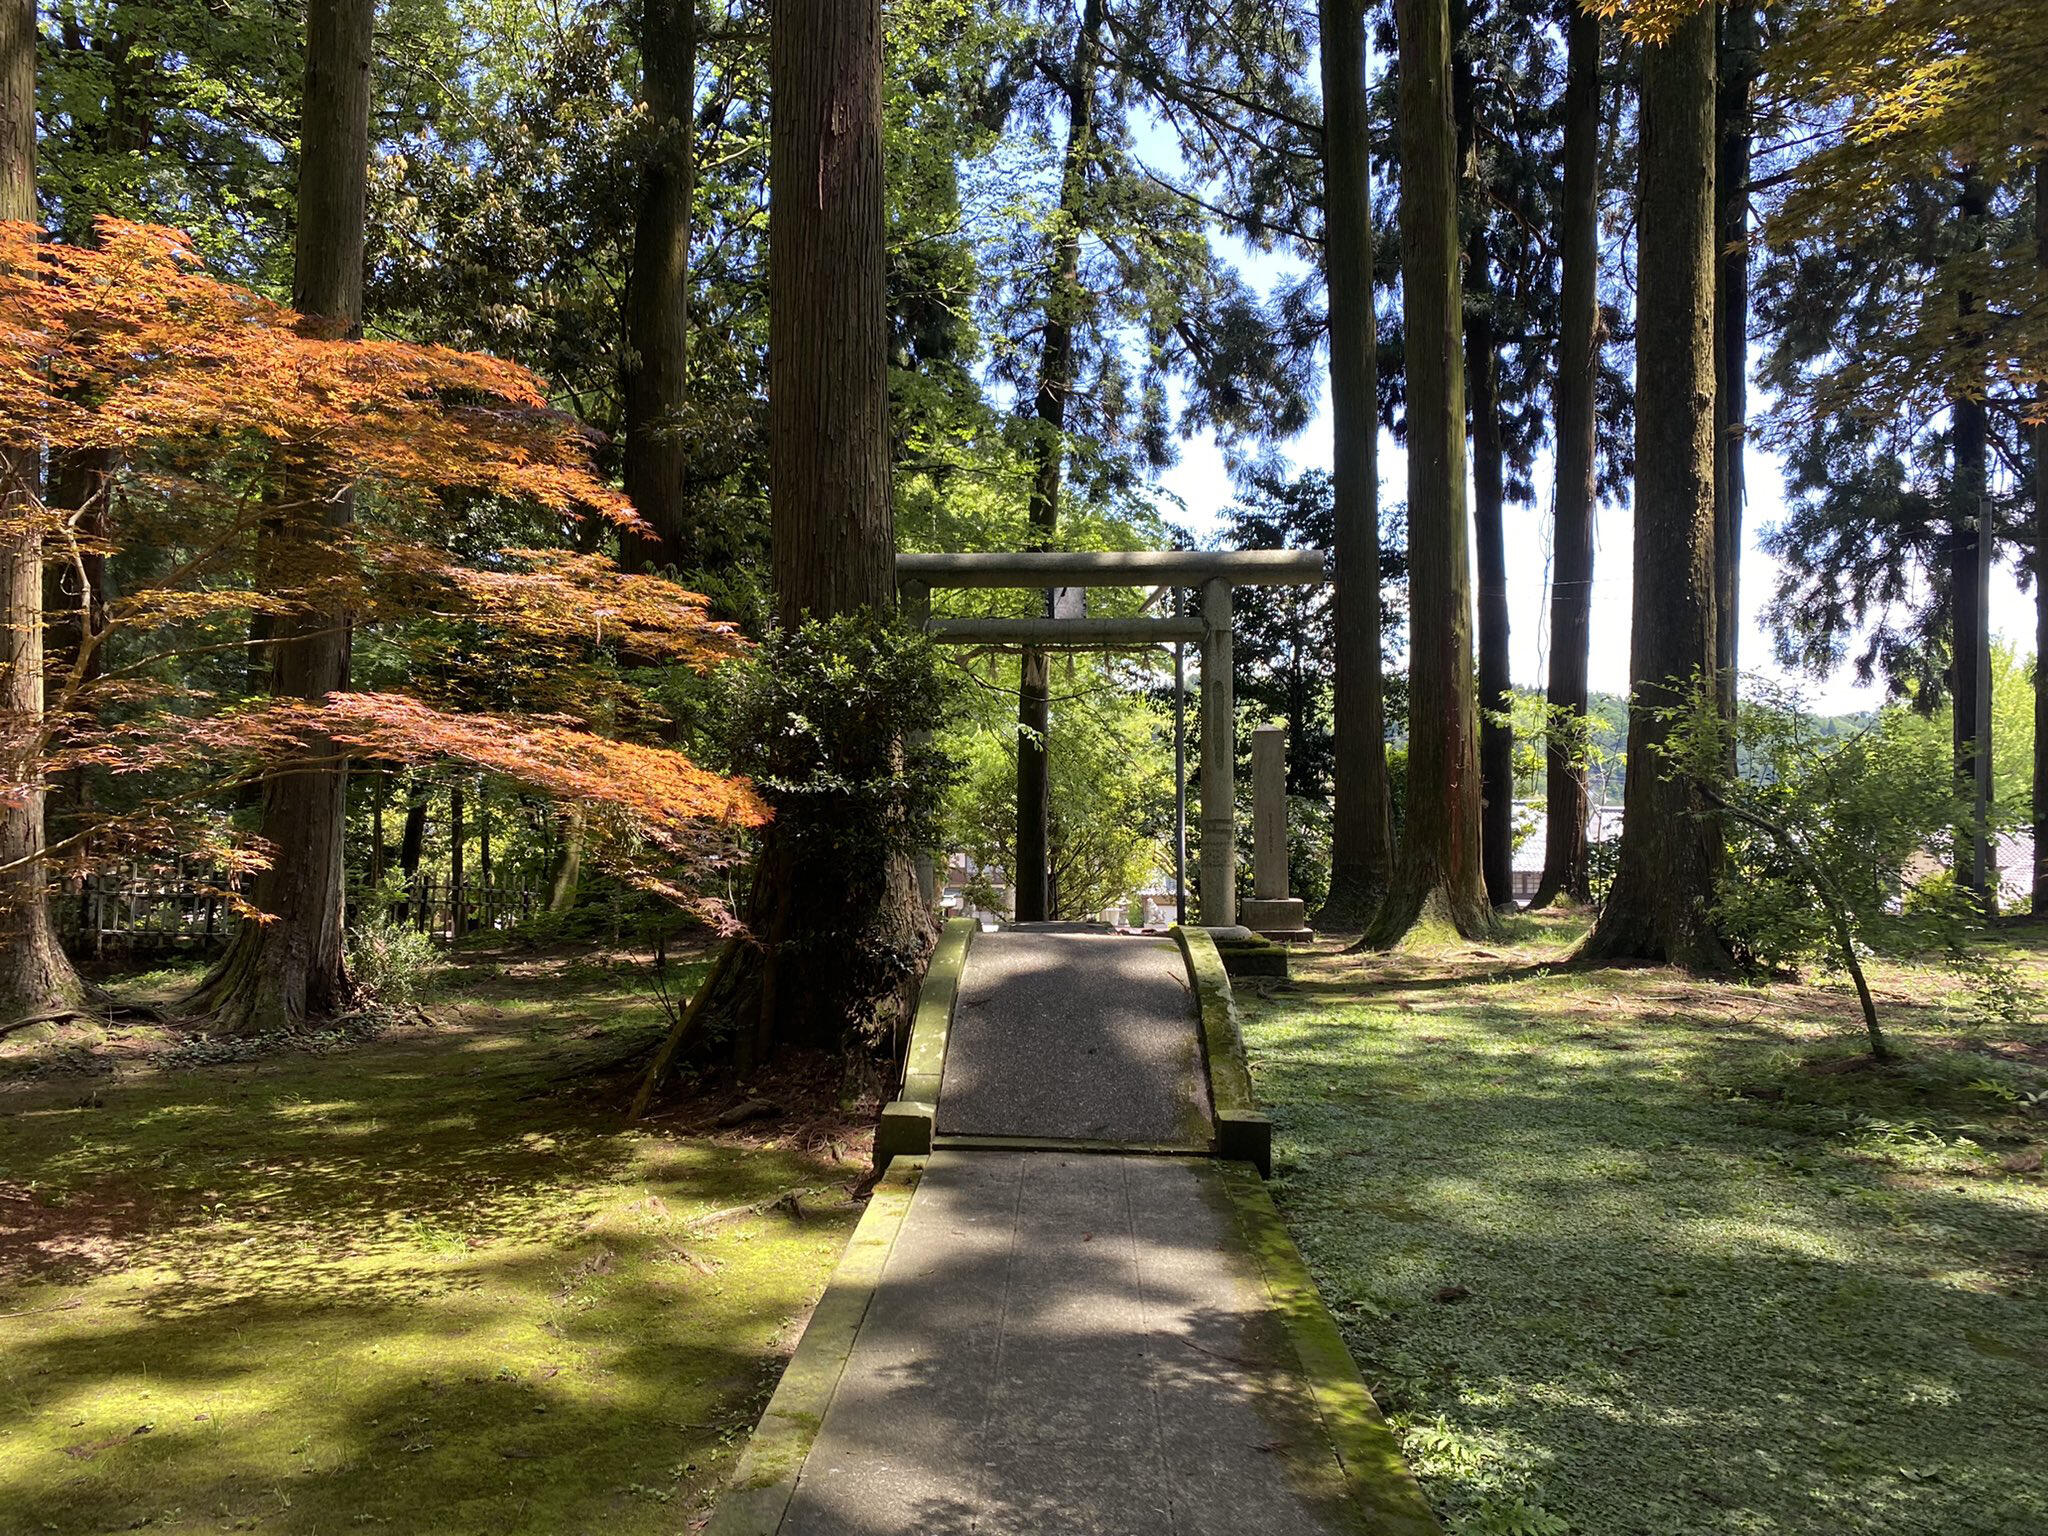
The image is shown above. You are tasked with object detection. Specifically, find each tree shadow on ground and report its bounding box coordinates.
[1,953,865,1536]
[1235,942,2048,1536]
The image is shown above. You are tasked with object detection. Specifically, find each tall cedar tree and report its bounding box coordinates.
[1014,0,1103,924]
[1316,0,1395,929]
[2036,154,2048,913]
[186,0,373,1032]
[1531,0,1600,908]
[703,0,933,1057]
[1581,2,1725,966]
[1750,3,2045,896]
[617,0,695,574]
[1951,171,1992,900]
[1451,0,1513,908]
[1713,0,1757,723]
[0,0,94,1024]
[1361,0,1494,946]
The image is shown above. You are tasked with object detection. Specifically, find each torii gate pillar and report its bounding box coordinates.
[895,549,1326,930]
[1198,577,1235,927]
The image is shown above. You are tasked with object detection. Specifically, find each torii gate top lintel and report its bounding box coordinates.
[895,548,1330,930]
[895,548,1327,590]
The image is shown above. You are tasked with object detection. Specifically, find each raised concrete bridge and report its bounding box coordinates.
[706,922,1437,1536]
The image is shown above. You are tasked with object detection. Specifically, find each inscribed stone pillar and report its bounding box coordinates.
[1240,723,1311,938]
[1252,725,1288,901]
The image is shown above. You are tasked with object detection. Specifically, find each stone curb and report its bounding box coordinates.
[702,1158,926,1536]
[1172,923,1273,1176]
[875,917,975,1168]
[1219,1164,1444,1535]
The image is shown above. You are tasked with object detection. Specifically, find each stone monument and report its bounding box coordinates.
[1239,724,1315,942]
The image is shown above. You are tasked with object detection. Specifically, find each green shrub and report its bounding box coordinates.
[1656,678,1994,1056]
[1695,687,1976,968]
[346,913,446,1010]
[710,612,959,1040]
[713,611,957,865]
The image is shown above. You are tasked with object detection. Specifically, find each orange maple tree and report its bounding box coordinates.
[1,219,761,919]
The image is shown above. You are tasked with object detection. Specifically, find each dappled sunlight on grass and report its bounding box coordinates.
[1243,915,2048,1536]
[0,952,860,1535]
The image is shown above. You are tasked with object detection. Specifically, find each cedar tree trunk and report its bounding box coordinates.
[617,0,695,574]
[1952,172,1993,902]
[1014,0,1102,924]
[0,0,96,1025]
[1452,0,1513,909]
[1580,3,1725,968]
[1316,0,1395,930]
[449,780,466,938]
[1360,0,1493,947]
[1713,0,1756,726]
[1531,0,1600,910]
[2034,154,2048,915]
[187,0,371,1032]
[705,0,932,1062]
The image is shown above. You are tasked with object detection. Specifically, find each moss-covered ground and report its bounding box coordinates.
[1,950,867,1536]
[1242,913,2048,1536]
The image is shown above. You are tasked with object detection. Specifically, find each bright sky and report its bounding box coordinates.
[1153,328,2035,718]
[1116,62,2035,720]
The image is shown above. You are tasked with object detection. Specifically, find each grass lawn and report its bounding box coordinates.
[1242,913,2048,1536]
[1,949,869,1536]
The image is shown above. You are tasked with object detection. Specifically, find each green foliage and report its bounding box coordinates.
[1666,681,1975,972]
[1223,469,1409,793]
[344,909,447,1010]
[716,612,958,872]
[1986,640,2033,817]
[1285,794,1332,913]
[942,660,1172,920]
[1503,687,1628,805]
[1585,827,1620,906]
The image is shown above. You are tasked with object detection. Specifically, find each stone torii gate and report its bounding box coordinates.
[896,549,1327,927]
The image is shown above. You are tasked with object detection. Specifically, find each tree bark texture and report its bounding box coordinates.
[1360,0,1493,946]
[188,0,371,1032]
[449,780,466,938]
[766,1,893,623]
[618,0,696,574]
[1713,0,1756,724]
[1531,0,1600,910]
[392,783,427,921]
[1014,0,1102,925]
[2034,154,2048,915]
[0,0,95,1025]
[1452,0,1513,910]
[702,0,930,1061]
[1581,5,1725,967]
[1316,0,1395,931]
[1951,173,1992,902]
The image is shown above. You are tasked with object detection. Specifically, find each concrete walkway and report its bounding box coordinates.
[711,925,1435,1536]
[776,1150,1372,1535]
[937,928,1212,1147]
